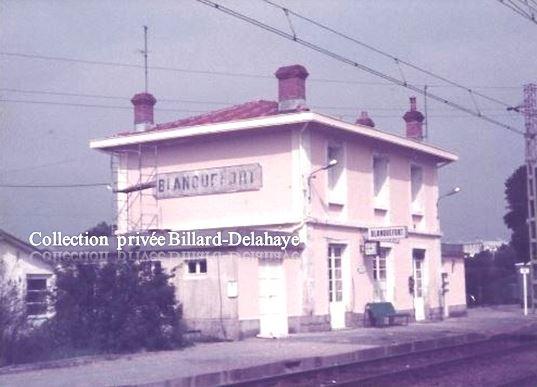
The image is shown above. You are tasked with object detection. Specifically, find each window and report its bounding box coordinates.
[26,275,48,316]
[327,144,346,204]
[373,156,389,208]
[414,260,424,298]
[372,255,386,281]
[141,260,162,275]
[186,259,207,275]
[412,249,426,298]
[410,165,423,212]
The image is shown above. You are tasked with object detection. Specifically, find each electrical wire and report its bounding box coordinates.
[0,183,109,188]
[0,98,207,114]
[0,87,233,106]
[195,0,525,136]
[0,96,523,118]
[0,51,522,89]
[1,157,92,174]
[0,51,387,86]
[1,87,515,112]
[261,0,515,108]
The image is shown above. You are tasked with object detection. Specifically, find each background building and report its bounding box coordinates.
[0,229,54,319]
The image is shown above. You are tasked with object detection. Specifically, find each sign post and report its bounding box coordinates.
[520,266,530,316]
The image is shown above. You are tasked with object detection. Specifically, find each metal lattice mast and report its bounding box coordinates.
[523,84,537,312]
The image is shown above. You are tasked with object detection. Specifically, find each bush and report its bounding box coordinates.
[1,260,184,365]
[54,261,184,353]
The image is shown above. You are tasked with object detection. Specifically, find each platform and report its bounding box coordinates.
[1,305,536,387]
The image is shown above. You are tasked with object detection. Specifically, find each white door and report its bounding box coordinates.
[258,260,288,338]
[413,253,426,321]
[328,245,346,330]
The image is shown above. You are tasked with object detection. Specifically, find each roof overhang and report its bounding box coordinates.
[0,229,40,254]
[90,111,457,163]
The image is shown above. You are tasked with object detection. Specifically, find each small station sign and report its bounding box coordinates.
[367,226,408,241]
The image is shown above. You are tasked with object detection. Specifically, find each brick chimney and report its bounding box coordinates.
[131,92,156,131]
[275,64,309,112]
[356,111,375,128]
[403,96,425,141]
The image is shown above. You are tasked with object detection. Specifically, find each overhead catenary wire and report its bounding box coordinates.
[497,0,537,25]
[195,0,525,136]
[261,0,517,109]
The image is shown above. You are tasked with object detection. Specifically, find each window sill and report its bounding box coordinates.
[373,201,389,211]
[183,274,208,280]
[27,313,52,320]
[328,201,345,208]
[411,207,425,217]
[328,194,346,207]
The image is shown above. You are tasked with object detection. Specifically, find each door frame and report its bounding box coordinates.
[327,242,348,330]
[412,248,427,321]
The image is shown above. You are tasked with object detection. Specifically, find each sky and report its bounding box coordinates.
[0,0,535,245]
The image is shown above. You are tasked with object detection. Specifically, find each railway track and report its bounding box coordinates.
[222,334,537,386]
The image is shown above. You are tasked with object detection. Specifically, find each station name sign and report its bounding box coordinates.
[367,226,408,241]
[156,163,262,199]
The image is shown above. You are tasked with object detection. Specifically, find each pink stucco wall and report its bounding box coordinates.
[120,127,296,233]
[442,257,468,311]
[112,120,463,336]
[307,129,439,227]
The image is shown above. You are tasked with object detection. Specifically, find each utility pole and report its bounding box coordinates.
[523,84,537,312]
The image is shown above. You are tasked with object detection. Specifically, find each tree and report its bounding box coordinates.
[0,260,27,365]
[465,245,518,305]
[504,165,529,262]
[52,261,183,353]
[85,221,115,237]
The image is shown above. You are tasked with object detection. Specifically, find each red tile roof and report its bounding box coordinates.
[154,100,280,131]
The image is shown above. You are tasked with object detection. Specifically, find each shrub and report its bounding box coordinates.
[1,260,183,365]
[52,261,184,353]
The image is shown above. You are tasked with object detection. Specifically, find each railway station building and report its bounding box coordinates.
[90,64,465,339]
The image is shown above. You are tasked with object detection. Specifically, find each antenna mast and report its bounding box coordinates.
[142,25,149,93]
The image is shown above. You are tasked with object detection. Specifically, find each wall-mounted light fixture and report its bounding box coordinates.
[307,159,338,201]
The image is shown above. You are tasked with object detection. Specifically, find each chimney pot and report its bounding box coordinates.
[403,96,424,141]
[275,64,309,112]
[131,92,157,131]
[410,96,417,111]
[355,111,375,127]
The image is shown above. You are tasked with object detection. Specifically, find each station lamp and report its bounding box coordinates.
[307,159,338,201]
